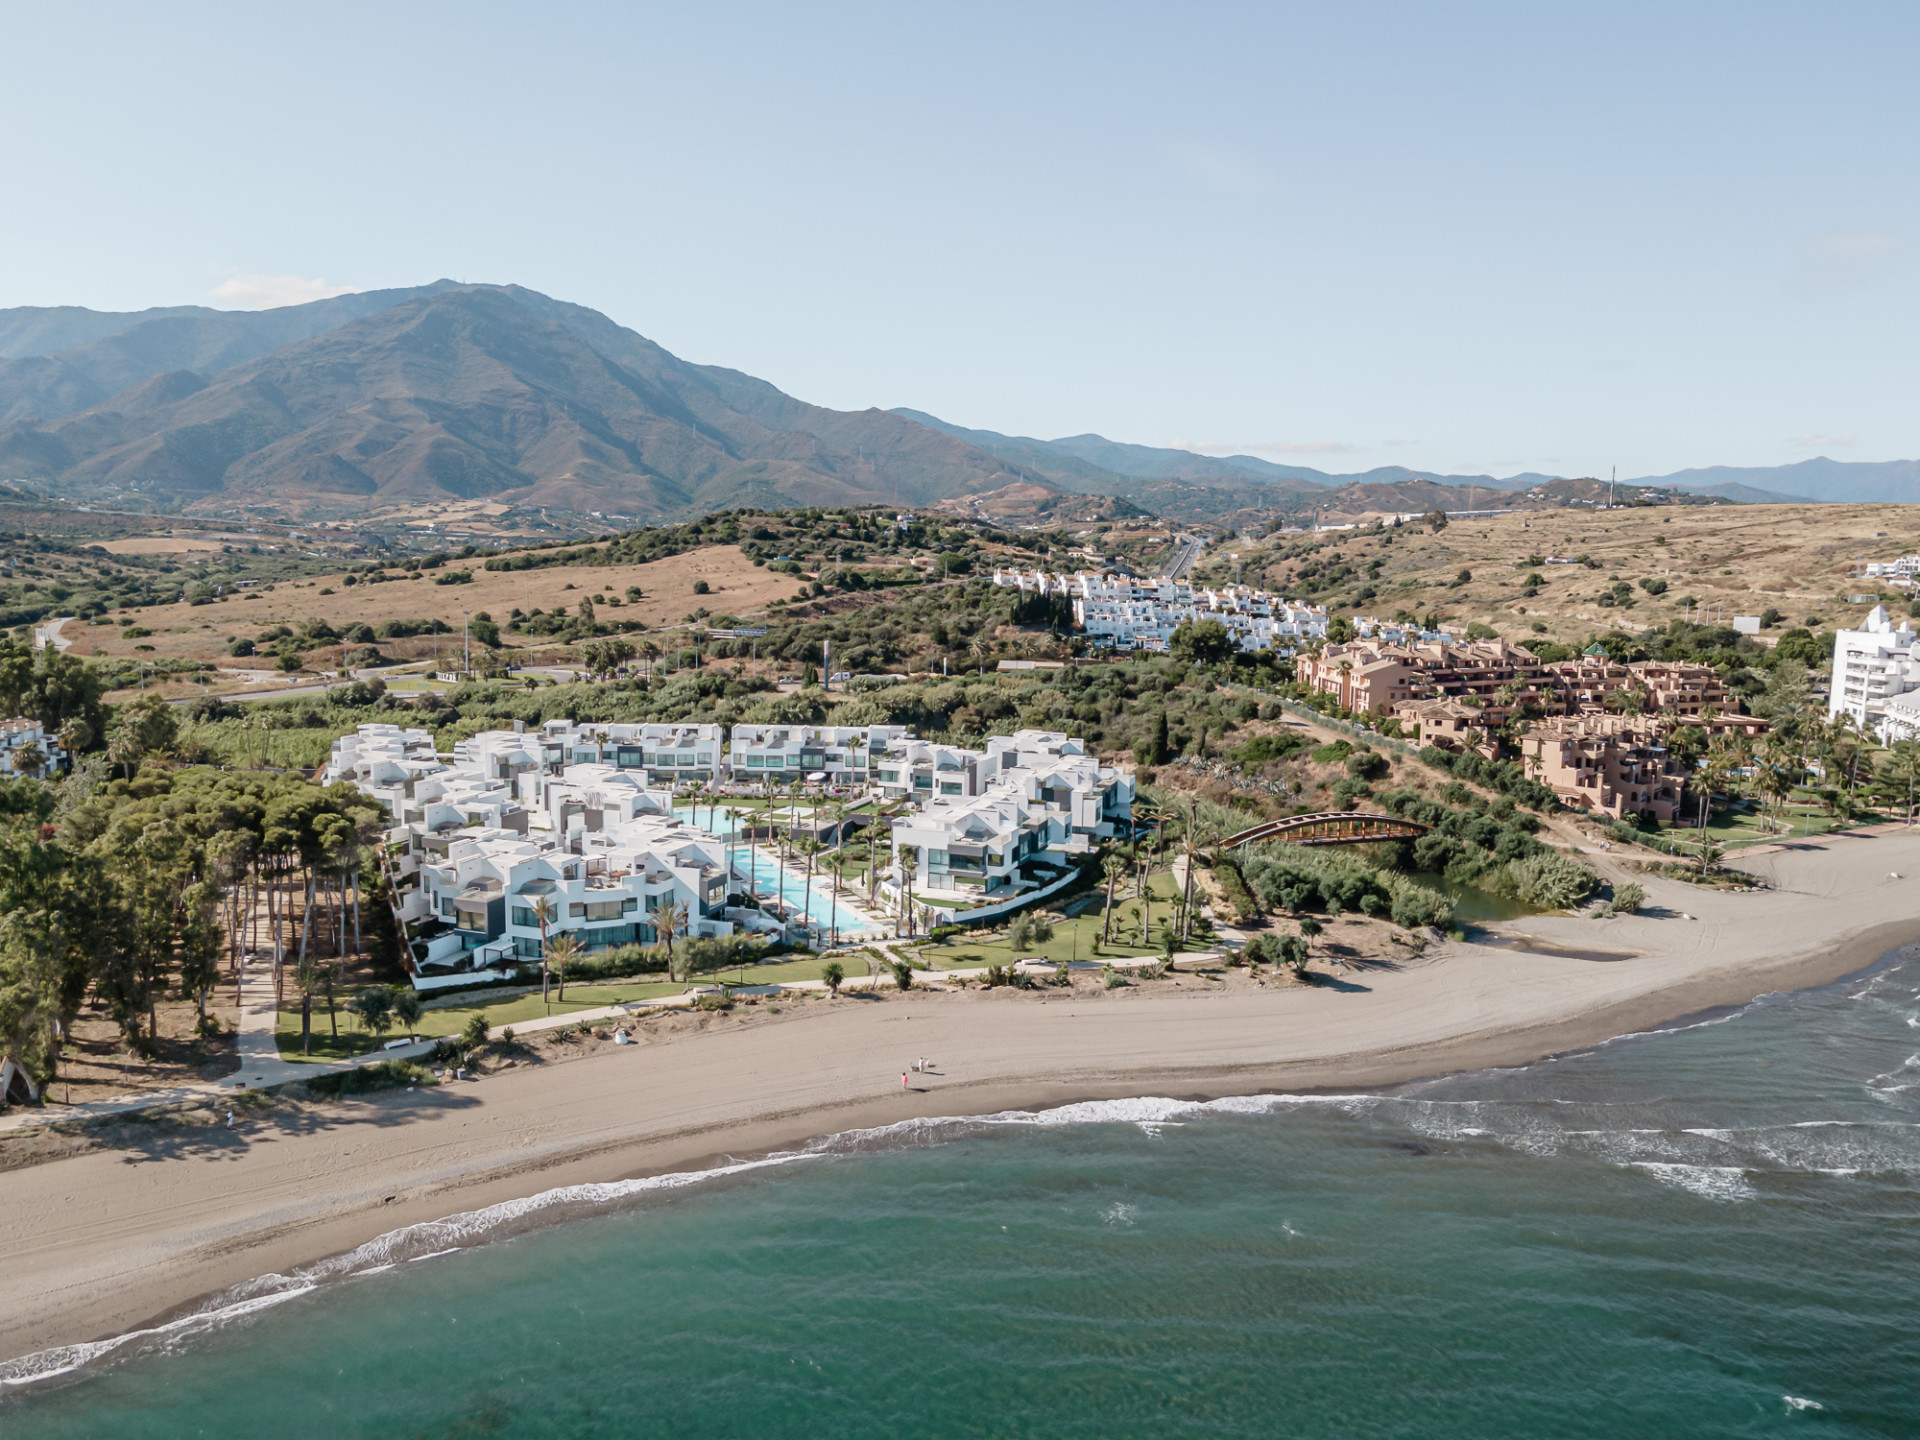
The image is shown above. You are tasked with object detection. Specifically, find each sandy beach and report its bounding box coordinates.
[4,827,1918,1368]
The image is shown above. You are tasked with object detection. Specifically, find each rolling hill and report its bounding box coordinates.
[0,285,1024,521]
[1629,457,1915,504]
[0,280,1902,528]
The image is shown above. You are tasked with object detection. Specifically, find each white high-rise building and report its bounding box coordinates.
[1829,605,1920,736]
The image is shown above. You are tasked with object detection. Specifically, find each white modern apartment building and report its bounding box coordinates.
[729,723,913,783]
[873,738,998,802]
[0,717,68,776]
[889,730,1132,902]
[991,567,1328,653]
[333,724,759,976]
[1829,605,1920,737]
[527,720,727,785]
[408,813,739,972]
[334,709,1136,968]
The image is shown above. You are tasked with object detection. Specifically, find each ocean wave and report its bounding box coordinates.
[0,1152,822,1391]
[1627,1162,1756,1202]
[0,1286,315,1391]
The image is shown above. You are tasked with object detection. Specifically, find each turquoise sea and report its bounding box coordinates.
[5,950,1918,1438]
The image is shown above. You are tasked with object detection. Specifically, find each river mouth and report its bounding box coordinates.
[1469,932,1640,962]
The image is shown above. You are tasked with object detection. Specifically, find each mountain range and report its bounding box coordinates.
[0,281,1909,525]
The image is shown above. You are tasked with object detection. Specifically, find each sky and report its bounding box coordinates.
[2,1,1916,480]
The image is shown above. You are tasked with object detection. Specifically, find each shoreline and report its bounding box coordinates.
[5,829,1920,1371]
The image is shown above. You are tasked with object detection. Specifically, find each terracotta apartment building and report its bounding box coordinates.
[1518,714,1689,824]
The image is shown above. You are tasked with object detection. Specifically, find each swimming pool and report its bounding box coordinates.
[674,807,876,937]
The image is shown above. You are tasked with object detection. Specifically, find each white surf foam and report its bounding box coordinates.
[1627,1162,1756,1202]
[0,1286,315,1390]
[0,1152,822,1390]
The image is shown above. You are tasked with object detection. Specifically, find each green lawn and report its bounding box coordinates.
[273,951,889,1057]
[1687,795,1887,850]
[916,906,1165,971]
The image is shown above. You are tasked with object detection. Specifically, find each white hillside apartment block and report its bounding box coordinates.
[991,567,1328,653]
[1829,606,1920,738]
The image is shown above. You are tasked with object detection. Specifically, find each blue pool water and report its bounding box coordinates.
[673,805,875,936]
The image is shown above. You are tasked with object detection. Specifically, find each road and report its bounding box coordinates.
[31,615,72,652]
[1162,534,1203,581]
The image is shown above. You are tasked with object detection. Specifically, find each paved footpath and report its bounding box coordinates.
[0,963,435,1137]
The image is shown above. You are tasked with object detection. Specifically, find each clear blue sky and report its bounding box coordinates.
[3,2,1915,479]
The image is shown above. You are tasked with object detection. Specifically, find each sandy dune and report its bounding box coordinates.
[3,828,1918,1366]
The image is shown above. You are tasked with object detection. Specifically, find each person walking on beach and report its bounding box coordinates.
[902,1071,909,1089]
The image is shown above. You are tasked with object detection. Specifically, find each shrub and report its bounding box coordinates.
[1210,858,1259,923]
[1386,880,1453,930]
[1346,750,1389,782]
[1492,851,1597,910]
[1603,881,1646,916]
[891,960,914,991]
[1278,933,1310,975]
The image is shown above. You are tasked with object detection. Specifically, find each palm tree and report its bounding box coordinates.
[12,740,44,779]
[1886,741,1920,824]
[1100,851,1127,946]
[108,730,141,781]
[545,932,583,1001]
[774,782,790,915]
[1179,800,1210,941]
[821,960,844,995]
[896,844,919,937]
[796,837,821,936]
[530,894,558,1002]
[661,899,690,980]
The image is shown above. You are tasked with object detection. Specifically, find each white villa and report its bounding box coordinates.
[1863,555,1920,583]
[1829,605,1920,738]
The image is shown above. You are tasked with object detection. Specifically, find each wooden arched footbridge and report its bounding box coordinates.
[1218,811,1429,850]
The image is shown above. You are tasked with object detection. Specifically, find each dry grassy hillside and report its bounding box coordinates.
[1205,502,1920,644]
[62,546,813,671]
